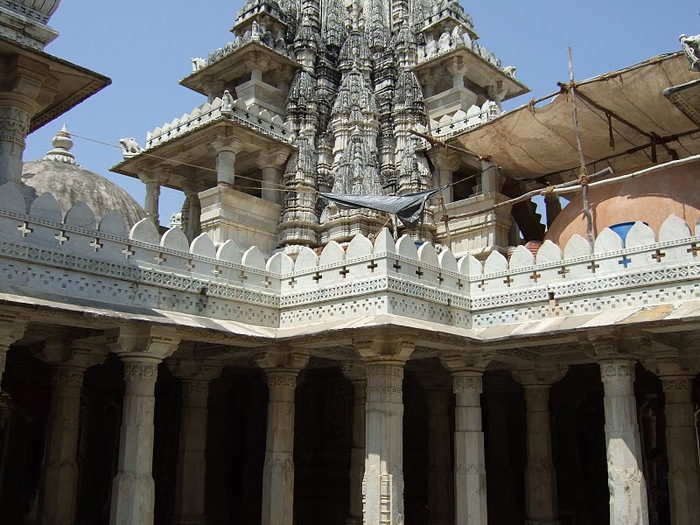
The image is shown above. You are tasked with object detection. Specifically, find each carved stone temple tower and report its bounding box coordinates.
[114,0,527,255]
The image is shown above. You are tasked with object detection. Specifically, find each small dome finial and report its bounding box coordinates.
[44,124,76,164]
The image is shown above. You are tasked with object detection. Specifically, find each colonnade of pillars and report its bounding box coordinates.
[1,321,700,525]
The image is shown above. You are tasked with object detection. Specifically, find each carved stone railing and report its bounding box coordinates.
[1,182,699,336]
[143,95,291,151]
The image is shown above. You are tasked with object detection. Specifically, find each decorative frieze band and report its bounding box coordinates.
[661,376,694,393]
[51,366,85,388]
[600,361,635,381]
[0,106,30,147]
[266,373,297,388]
[123,361,159,382]
[453,375,482,394]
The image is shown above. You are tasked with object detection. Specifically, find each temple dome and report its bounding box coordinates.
[544,159,700,247]
[8,0,61,22]
[21,126,146,227]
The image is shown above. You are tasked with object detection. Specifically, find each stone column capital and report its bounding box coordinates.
[255,346,310,373]
[37,335,109,369]
[211,136,244,155]
[167,353,223,383]
[109,326,181,363]
[259,148,291,169]
[513,364,568,387]
[340,362,366,383]
[353,332,416,364]
[429,148,461,172]
[0,313,28,349]
[440,350,492,376]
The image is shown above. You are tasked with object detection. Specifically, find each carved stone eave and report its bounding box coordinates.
[112,119,294,193]
[413,46,528,103]
[180,41,300,97]
[663,78,700,127]
[0,34,110,132]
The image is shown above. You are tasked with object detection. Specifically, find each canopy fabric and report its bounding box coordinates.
[319,189,438,227]
[448,52,700,183]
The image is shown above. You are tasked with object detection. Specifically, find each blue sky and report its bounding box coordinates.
[24,1,699,226]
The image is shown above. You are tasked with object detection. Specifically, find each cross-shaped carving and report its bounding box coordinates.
[367,260,378,272]
[437,273,444,284]
[90,238,103,252]
[212,267,221,277]
[457,279,464,290]
[339,266,350,278]
[264,277,272,288]
[530,271,542,282]
[557,266,570,277]
[17,222,32,237]
[122,246,134,258]
[55,231,69,245]
[154,253,167,265]
[478,280,487,290]
[687,243,700,257]
[618,255,631,268]
[392,260,402,271]
[239,271,247,282]
[288,277,297,288]
[185,259,196,271]
[503,276,514,287]
[312,272,323,283]
[415,268,424,278]
[587,261,600,273]
[651,250,666,263]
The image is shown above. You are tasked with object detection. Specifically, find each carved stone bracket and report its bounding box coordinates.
[513,364,568,388]
[353,330,416,365]
[110,326,181,362]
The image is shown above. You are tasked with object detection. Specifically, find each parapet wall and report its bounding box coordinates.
[1,182,699,333]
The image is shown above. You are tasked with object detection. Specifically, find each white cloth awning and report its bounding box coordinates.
[448,52,700,183]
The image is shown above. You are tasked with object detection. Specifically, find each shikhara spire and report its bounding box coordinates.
[118,0,526,252]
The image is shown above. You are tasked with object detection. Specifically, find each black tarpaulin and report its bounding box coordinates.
[319,189,438,227]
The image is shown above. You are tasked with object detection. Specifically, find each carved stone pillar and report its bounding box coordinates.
[109,327,180,525]
[659,374,700,525]
[416,372,452,525]
[599,359,649,525]
[0,105,31,186]
[514,366,567,525]
[183,185,203,241]
[341,364,366,525]
[441,352,490,525]
[39,365,86,525]
[138,171,161,226]
[212,138,243,187]
[169,357,222,525]
[355,336,415,525]
[259,148,289,205]
[429,150,460,204]
[257,349,310,525]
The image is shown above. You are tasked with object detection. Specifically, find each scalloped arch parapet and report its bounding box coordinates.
[418,243,439,267]
[564,234,591,259]
[30,193,62,223]
[536,240,562,264]
[594,228,624,254]
[294,246,319,271]
[266,252,294,274]
[438,249,458,272]
[319,241,345,266]
[346,233,373,259]
[217,240,242,264]
[660,214,692,241]
[160,227,190,251]
[190,233,217,259]
[373,229,395,254]
[483,250,507,274]
[396,235,419,260]
[64,202,96,230]
[98,211,128,237]
[129,218,160,245]
[625,221,656,248]
[508,245,534,269]
[0,183,27,214]
[242,246,266,270]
